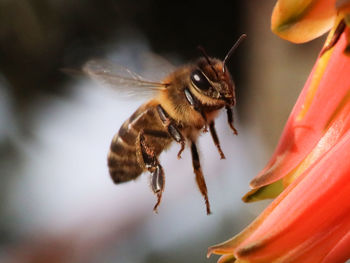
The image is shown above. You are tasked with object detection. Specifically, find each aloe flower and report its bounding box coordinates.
[208,1,350,262]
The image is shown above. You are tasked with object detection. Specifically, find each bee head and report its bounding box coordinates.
[190,58,235,106]
[190,34,246,106]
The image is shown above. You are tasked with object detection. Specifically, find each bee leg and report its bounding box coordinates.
[225,105,238,135]
[209,121,225,159]
[139,131,165,213]
[184,88,208,132]
[190,141,211,215]
[156,105,185,159]
[151,164,165,213]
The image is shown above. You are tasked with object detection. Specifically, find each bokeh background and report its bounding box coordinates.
[0,1,324,262]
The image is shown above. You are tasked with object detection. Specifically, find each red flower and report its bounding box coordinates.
[208,1,350,262]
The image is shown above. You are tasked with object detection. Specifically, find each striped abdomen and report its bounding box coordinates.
[108,101,172,183]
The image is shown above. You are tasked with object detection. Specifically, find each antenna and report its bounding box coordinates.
[223,34,247,73]
[197,46,219,79]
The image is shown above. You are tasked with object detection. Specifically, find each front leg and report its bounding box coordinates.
[156,104,185,159]
[190,141,211,215]
[209,121,225,159]
[184,88,208,132]
[225,105,238,135]
[138,130,165,213]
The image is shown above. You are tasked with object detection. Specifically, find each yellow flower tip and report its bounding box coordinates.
[241,188,259,203]
[217,254,236,263]
[206,251,211,259]
[207,238,239,259]
[207,246,217,258]
[271,0,336,43]
[236,241,264,258]
[207,245,225,258]
[242,180,284,202]
[207,249,242,262]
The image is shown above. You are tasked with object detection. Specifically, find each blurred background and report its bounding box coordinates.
[0,1,325,262]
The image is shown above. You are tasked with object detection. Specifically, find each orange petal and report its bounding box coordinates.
[235,131,350,261]
[323,230,350,263]
[208,171,303,257]
[250,25,350,190]
[271,0,336,43]
[209,130,350,261]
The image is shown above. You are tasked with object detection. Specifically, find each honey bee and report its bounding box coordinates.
[84,34,246,214]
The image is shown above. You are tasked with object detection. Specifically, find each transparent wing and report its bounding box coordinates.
[139,52,176,80]
[83,59,169,97]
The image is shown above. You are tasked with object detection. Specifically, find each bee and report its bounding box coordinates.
[84,34,246,214]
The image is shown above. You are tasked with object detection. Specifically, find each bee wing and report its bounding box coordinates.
[139,52,176,80]
[83,59,169,97]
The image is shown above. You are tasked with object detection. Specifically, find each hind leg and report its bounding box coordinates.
[190,141,211,215]
[138,130,165,213]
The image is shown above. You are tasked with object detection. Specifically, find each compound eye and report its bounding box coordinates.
[190,69,211,91]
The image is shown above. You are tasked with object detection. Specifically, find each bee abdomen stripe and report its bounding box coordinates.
[117,136,135,150]
[142,129,170,139]
[107,154,137,167]
[110,138,135,154]
[109,165,141,174]
[109,167,142,183]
